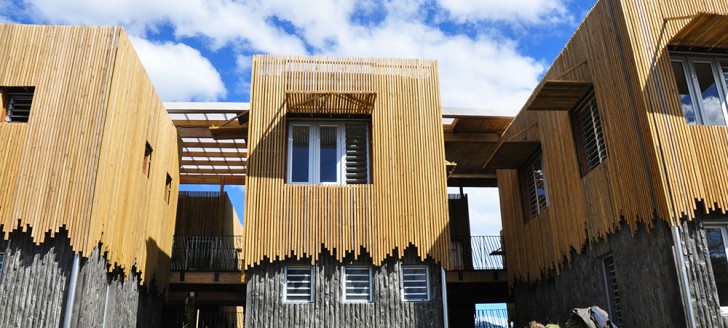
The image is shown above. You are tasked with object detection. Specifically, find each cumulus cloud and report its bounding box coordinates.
[129,36,226,101]
[436,0,572,24]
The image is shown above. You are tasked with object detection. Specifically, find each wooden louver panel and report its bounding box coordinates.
[345,123,369,184]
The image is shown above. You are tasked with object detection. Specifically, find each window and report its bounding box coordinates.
[342,266,372,302]
[2,87,34,123]
[287,120,370,184]
[601,255,623,325]
[143,142,153,177]
[401,265,429,302]
[284,266,314,303]
[705,224,728,316]
[0,252,4,275]
[164,174,172,204]
[671,54,728,126]
[572,91,606,174]
[520,152,548,220]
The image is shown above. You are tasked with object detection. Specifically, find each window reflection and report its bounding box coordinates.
[291,126,310,182]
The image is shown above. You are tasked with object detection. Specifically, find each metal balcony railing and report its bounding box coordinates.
[162,311,244,328]
[474,309,512,328]
[450,236,505,271]
[171,235,243,271]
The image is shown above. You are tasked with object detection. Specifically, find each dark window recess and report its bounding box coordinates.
[345,123,369,184]
[602,255,623,325]
[165,174,172,204]
[520,153,548,220]
[4,88,34,123]
[572,91,606,174]
[143,142,153,177]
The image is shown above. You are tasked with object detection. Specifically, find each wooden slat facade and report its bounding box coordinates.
[175,191,242,236]
[498,0,728,283]
[0,25,179,289]
[243,55,450,268]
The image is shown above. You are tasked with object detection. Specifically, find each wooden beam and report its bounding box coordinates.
[180,175,246,185]
[444,132,500,143]
[183,141,246,149]
[182,151,247,158]
[181,168,246,174]
[178,127,213,138]
[181,159,246,166]
[209,126,247,140]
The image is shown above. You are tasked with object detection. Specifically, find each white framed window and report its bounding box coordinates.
[0,252,4,274]
[601,254,622,325]
[671,54,728,126]
[342,266,372,302]
[401,265,430,302]
[704,224,728,316]
[2,87,34,123]
[284,266,314,303]
[287,120,370,185]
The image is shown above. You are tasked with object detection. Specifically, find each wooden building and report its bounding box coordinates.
[0,24,179,327]
[241,55,451,327]
[486,0,728,326]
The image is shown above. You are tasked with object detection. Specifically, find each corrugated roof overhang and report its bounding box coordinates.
[286,91,376,115]
[524,80,593,111]
[670,13,728,49]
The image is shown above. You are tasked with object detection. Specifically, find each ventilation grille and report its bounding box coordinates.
[6,91,34,123]
[344,267,371,301]
[603,255,622,325]
[576,94,606,172]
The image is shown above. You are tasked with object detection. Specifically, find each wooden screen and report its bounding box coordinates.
[244,55,449,269]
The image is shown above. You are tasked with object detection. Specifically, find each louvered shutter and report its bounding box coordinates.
[345,123,369,184]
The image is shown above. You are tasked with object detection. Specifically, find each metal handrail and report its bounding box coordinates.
[474,309,512,328]
[171,235,244,271]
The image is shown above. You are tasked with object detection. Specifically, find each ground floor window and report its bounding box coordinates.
[285,266,314,303]
[705,225,728,315]
[401,265,430,301]
[342,266,372,302]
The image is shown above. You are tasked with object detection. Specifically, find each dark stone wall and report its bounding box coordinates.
[511,219,685,327]
[245,247,444,328]
[0,229,162,328]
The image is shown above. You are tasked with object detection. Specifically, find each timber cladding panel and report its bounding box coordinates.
[175,191,242,236]
[0,25,178,289]
[244,55,450,269]
[500,0,728,283]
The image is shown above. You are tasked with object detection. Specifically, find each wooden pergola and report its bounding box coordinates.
[167,102,249,185]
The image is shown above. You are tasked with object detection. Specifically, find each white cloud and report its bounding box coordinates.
[129,36,226,101]
[436,0,572,24]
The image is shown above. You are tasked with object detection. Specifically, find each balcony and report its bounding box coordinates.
[171,235,243,272]
[450,235,505,271]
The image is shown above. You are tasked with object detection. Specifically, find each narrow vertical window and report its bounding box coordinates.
[401,265,429,302]
[164,174,172,204]
[706,226,728,315]
[671,60,698,124]
[290,125,311,183]
[2,87,34,123]
[345,123,369,184]
[0,252,4,275]
[343,266,371,302]
[285,266,314,303]
[572,91,607,175]
[520,152,548,221]
[143,142,153,178]
[602,255,622,325]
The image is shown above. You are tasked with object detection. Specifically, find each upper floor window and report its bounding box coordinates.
[287,120,370,185]
[520,152,548,221]
[143,142,153,178]
[671,54,728,126]
[572,91,606,174]
[2,87,34,123]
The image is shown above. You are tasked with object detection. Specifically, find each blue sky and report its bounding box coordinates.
[1,0,596,235]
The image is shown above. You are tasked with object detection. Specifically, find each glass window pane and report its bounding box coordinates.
[672,61,697,125]
[707,228,728,307]
[693,61,727,125]
[291,126,310,182]
[319,126,338,183]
